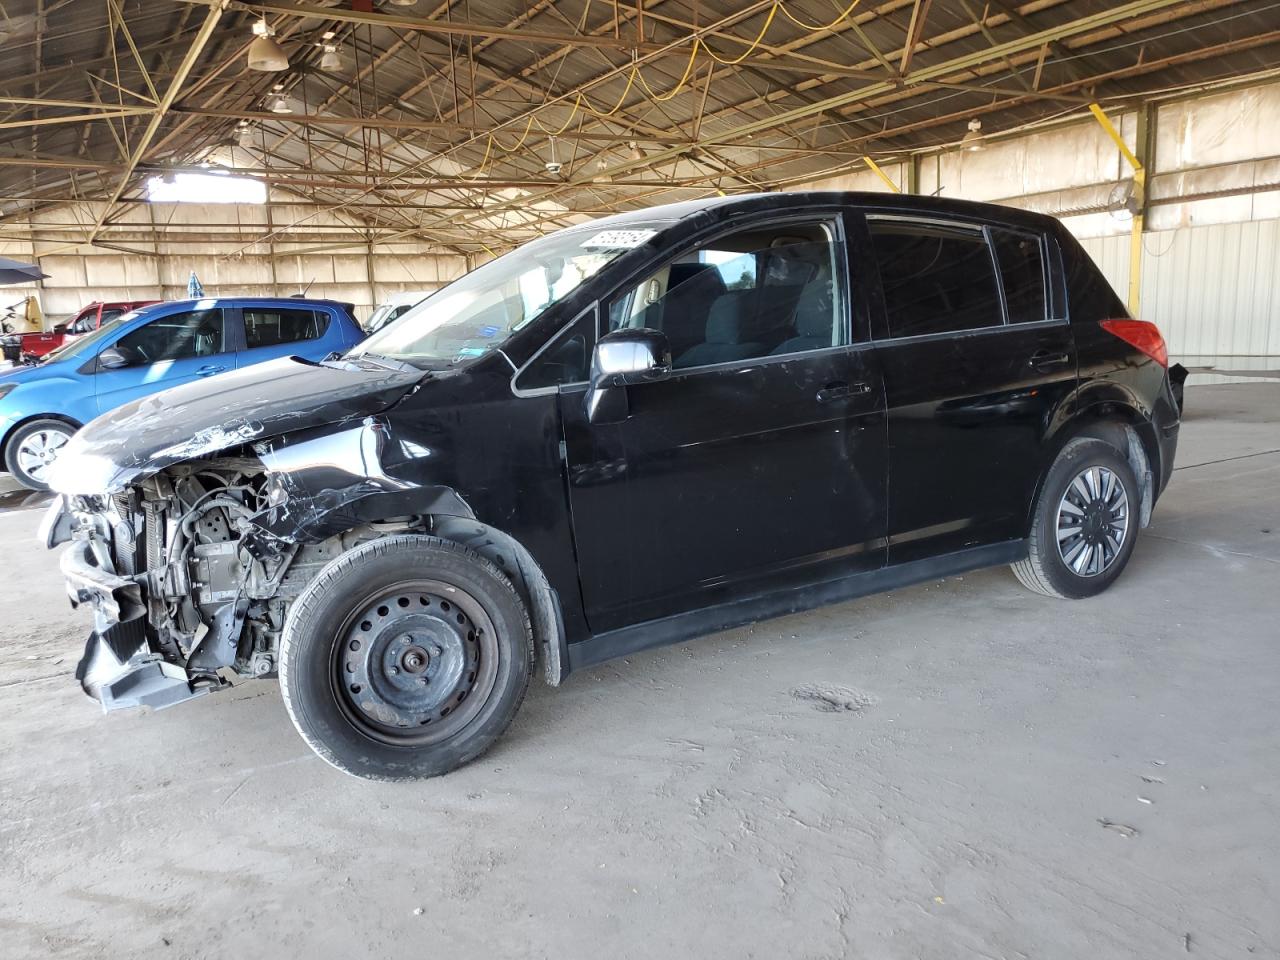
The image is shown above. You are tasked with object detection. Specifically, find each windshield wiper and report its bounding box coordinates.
[349,351,420,372]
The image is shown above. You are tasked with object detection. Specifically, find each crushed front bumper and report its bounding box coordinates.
[57,521,214,712]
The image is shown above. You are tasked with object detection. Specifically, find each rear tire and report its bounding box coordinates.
[1012,437,1139,599]
[4,418,75,491]
[279,534,533,781]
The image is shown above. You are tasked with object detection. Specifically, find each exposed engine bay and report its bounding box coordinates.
[51,456,418,711]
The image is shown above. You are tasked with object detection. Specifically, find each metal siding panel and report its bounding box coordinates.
[1131,218,1280,375]
[1265,221,1280,355]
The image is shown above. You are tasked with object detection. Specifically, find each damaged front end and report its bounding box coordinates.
[42,353,568,718]
[38,355,439,712]
[46,458,300,711]
[46,423,488,713]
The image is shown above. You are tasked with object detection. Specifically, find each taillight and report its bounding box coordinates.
[1101,319,1168,368]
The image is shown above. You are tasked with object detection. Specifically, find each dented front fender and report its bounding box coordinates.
[248,418,475,546]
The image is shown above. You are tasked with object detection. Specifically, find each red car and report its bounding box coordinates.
[2,300,158,363]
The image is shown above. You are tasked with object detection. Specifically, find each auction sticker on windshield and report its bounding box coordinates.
[582,229,656,249]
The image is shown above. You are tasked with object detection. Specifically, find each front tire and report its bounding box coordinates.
[4,418,75,491]
[1012,437,1140,599]
[279,534,533,781]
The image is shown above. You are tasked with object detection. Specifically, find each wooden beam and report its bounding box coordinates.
[900,0,934,77]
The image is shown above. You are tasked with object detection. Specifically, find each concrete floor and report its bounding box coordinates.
[1,383,1277,960]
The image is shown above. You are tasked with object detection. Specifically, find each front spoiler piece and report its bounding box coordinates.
[76,634,215,712]
[61,539,216,712]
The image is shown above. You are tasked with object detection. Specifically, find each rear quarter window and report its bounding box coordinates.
[990,228,1049,324]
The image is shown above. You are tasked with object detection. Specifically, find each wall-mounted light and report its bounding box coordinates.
[247,18,288,72]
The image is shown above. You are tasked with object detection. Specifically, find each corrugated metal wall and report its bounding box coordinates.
[1078,220,1280,378]
[800,79,1280,380]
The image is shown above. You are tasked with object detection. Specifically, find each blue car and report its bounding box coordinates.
[0,297,365,489]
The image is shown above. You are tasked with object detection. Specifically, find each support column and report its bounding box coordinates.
[1089,101,1149,316]
[264,187,281,296]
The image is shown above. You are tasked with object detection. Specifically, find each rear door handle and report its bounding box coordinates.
[816,381,871,403]
[1028,351,1070,369]
[197,364,227,377]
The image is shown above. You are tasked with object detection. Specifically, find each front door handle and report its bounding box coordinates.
[1028,350,1070,370]
[816,381,871,403]
[196,364,227,377]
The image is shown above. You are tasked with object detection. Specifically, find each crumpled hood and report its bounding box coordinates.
[47,356,424,494]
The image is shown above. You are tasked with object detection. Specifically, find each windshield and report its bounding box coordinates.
[366,305,391,330]
[44,308,150,363]
[356,223,663,364]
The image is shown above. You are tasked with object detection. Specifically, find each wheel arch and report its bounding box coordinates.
[252,496,569,687]
[1030,400,1157,535]
[428,516,569,687]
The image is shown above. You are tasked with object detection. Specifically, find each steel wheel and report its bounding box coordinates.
[332,579,500,746]
[1055,465,1129,578]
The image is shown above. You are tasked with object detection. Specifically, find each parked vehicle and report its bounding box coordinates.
[2,297,364,489]
[41,193,1179,781]
[0,300,159,364]
[365,289,434,334]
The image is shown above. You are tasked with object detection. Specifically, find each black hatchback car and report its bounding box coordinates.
[42,192,1179,780]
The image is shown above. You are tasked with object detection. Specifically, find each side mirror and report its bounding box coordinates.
[98,347,133,370]
[591,328,671,387]
[586,328,671,423]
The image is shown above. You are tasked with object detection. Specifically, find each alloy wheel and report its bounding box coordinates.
[1055,465,1130,577]
[15,427,69,484]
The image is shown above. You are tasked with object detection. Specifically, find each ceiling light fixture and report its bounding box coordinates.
[247,18,289,72]
[320,44,343,71]
[961,118,985,152]
[545,137,562,176]
[270,95,293,114]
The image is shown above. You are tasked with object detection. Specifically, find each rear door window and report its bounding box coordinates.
[869,220,1003,338]
[990,228,1049,324]
[243,307,329,347]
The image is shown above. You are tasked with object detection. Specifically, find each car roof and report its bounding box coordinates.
[582,191,1059,234]
[157,296,352,309]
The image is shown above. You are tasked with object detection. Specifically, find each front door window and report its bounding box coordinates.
[113,308,227,365]
[608,222,848,367]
